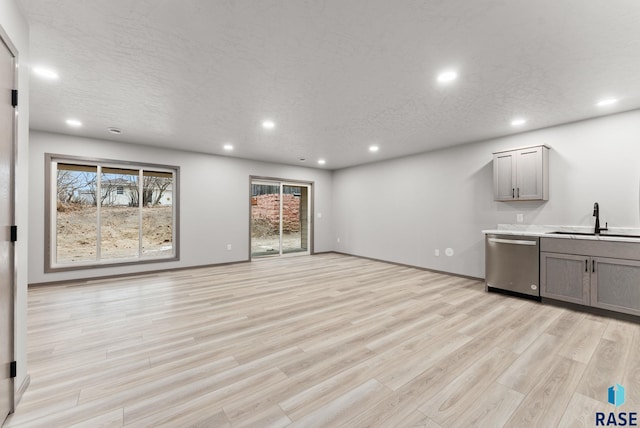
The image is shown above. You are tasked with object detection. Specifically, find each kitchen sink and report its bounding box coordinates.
[548,231,640,239]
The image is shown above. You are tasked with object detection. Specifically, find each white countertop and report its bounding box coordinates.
[482,224,640,243]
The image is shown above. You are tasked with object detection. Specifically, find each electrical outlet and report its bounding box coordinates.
[516,213,524,223]
[226,244,232,251]
[337,237,341,243]
[434,249,440,256]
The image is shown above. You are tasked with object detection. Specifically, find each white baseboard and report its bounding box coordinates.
[14,374,30,410]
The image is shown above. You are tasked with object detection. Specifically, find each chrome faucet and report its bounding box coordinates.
[593,202,608,235]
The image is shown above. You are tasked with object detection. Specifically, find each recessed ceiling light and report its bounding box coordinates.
[596,98,618,107]
[262,120,275,130]
[437,70,458,84]
[107,127,121,134]
[223,143,234,151]
[369,145,379,153]
[33,66,59,80]
[511,118,527,127]
[318,159,326,165]
[66,119,82,127]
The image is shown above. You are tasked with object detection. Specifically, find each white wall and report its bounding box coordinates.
[333,109,640,278]
[31,110,640,284]
[29,131,334,284]
[0,0,29,402]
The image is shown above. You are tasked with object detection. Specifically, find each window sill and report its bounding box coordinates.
[45,254,180,273]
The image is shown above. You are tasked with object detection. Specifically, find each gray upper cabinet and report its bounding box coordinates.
[493,145,549,201]
[493,151,516,200]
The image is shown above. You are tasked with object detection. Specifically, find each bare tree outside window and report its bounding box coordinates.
[142,172,173,256]
[56,164,98,263]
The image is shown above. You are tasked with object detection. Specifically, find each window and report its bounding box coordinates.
[46,154,179,271]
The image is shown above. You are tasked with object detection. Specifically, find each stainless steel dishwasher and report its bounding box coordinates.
[485,234,540,298]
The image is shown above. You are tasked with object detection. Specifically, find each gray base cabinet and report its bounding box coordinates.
[591,257,640,316]
[540,252,590,305]
[540,238,640,317]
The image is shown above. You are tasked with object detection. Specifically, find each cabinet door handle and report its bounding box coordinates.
[585,259,588,272]
[517,188,520,198]
[592,260,596,273]
[512,188,515,198]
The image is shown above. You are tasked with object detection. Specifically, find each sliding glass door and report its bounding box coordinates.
[251,179,311,258]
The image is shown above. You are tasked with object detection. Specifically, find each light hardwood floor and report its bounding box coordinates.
[5,253,640,427]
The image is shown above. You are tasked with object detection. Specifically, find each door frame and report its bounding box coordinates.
[0,23,18,416]
[249,176,314,261]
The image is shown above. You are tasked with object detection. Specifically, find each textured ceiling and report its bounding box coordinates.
[19,0,640,169]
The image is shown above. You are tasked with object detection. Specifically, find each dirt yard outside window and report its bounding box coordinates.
[56,205,173,263]
[251,232,302,255]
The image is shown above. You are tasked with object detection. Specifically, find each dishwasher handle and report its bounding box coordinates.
[488,237,537,246]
